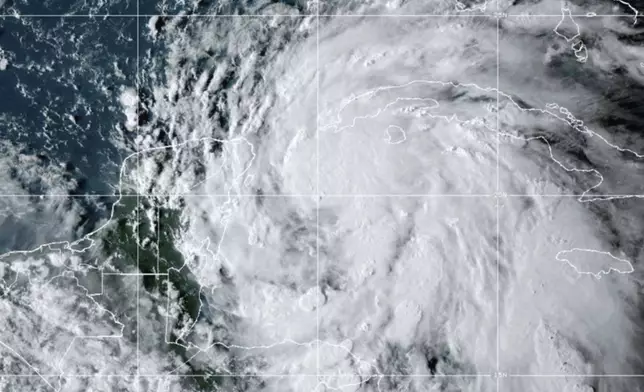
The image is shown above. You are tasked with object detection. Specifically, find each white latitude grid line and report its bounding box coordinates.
[0,8,642,386]
[2,193,644,198]
[4,373,644,378]
[0,13,639,17]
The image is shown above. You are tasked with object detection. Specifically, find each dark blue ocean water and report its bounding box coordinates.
[0,0,135,15]
[1,0,244,16]
[0,15,138,195]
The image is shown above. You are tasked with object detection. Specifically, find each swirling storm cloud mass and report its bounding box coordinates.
[1,0,644,391]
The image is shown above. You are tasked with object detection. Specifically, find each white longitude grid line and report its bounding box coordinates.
[316,0,321,385]
[156,205,160,274]
[495,1,503,389]
[135,0,141,389]
[0,7,642,387]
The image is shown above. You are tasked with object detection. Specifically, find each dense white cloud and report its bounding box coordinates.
[140,2,644,391]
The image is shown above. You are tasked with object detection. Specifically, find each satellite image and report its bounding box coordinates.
[1,0,644,391]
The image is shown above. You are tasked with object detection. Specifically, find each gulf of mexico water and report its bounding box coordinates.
[0,13,137,196]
